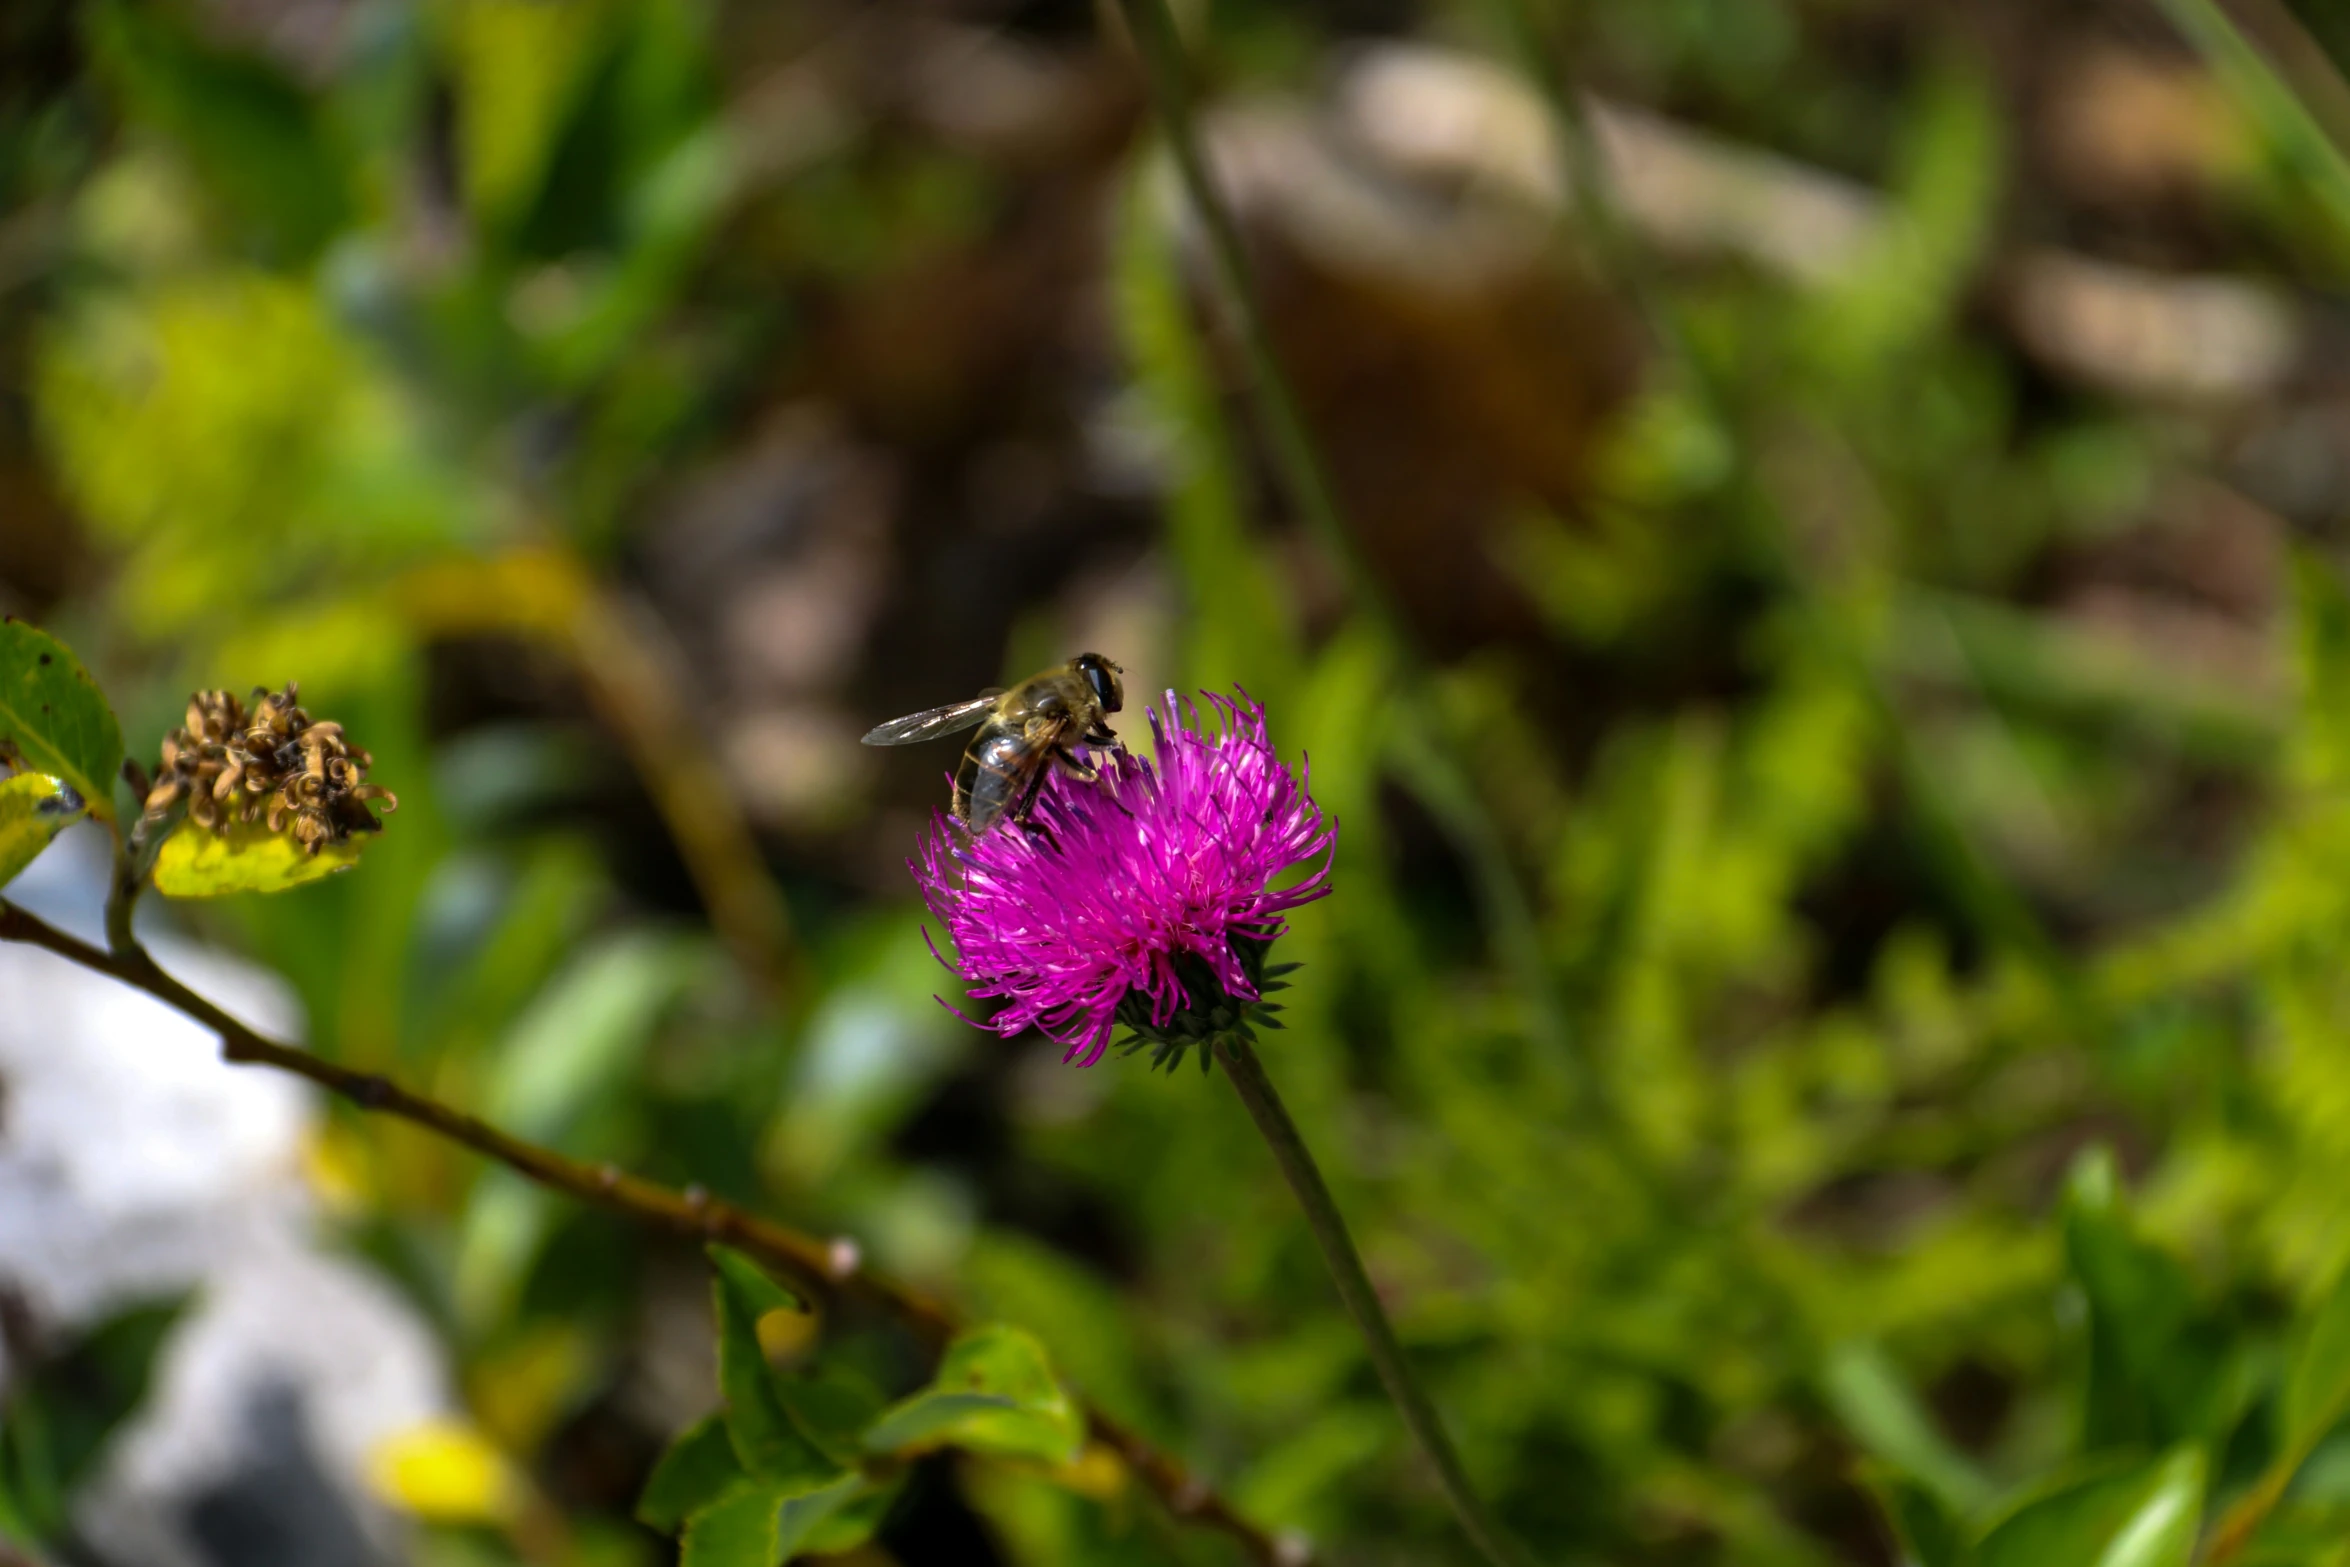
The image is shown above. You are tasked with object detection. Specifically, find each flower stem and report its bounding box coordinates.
[1116,0,1581,1084]
[1216,1034,1534,1567]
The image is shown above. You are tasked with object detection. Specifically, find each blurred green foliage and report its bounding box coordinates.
[12,0,2350,1565]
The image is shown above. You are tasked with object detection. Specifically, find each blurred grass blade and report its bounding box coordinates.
[1824,1343,1996,1517]
[2286,1263,2350,1455]
[485,930,706,1142]
[1861,1468,1969,1567]
[2155,0,2350,257]
[1113,148,1299,704]
[2062,1150,2232,1450]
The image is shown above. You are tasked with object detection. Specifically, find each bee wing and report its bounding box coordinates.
[861,696,997,746]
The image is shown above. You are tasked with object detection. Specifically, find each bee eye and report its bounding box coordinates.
[1081,656,1120,712]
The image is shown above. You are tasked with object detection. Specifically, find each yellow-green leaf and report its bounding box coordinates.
[444,0,615,227]
[679,1474,866,1567]
[151,819,362,898]
[1977,1447,2205,1567]
[0,621,122,820]
[863,1324,1084,1465]
[0,773,89,891]
[710,1252,833,1483]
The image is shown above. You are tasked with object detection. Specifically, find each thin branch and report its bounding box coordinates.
[102,830,139,959]
[0,899,1297,1567]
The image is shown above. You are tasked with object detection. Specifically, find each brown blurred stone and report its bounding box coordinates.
[1188,103,1644,658]
[2040,45,2244,206]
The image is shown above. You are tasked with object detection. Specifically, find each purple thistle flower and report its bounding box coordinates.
[914,690,1336,1067]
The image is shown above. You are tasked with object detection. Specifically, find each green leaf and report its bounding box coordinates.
[771,1474,874,1559]
[800,1475,902,1556]
[150,818,362,898]
[2286,1266,2350,1457]
[2062,1150,2232,1448]
[679,1480,780,1567]
[638,1415,744,1534]
[1803,60,2000,372]
[679,1474,867,1567]
[0,773,89,891]
[90,1,352,263]
[863,1324,1083,1466]
[708,1247,807,1324]
[1976,1448,2204,1567]
[442,0,619,232]
[712,1262,833,1482]
[861,1391,1025,1457]
[0,621,122,822]
[1862,1469,1969,1567]
[773,1364,887,1471]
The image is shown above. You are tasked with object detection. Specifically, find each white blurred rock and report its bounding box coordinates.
[0,828,446,1567]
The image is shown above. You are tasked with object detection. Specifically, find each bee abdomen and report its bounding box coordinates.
[956,727,1039,833]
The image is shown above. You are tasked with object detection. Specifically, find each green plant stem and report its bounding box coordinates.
[1116,0,1578,1079]
[1115,0,1400,639]
[1117,13,1583,1521]
[1480,0,1650,319]
[2204,1463,2291,1565]
[1217,1033,1534,1567]
[0,899,1298,1567]
[102,832,140,958]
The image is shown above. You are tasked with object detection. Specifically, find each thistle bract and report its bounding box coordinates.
[914,691,1335,1068]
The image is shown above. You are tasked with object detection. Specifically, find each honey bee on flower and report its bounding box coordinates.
[911,690,1334,1068]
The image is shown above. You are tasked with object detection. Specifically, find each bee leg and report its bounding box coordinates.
[1011,760,1055,834]
[1051,745,1100,784]
[1076,724,1126,771]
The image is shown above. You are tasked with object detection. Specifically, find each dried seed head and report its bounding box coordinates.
[145,684,397,856]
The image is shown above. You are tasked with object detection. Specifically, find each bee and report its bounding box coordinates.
[862,653,1125,832]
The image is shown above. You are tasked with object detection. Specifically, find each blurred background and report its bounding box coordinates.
[8,0,2350,1563]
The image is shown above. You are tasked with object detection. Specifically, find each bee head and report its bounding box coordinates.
[1075,652,1123,714]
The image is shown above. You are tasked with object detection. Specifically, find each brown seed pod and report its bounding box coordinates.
[145,683,397,855]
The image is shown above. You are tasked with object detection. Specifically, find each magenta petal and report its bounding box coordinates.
[911,689,1337,1065]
